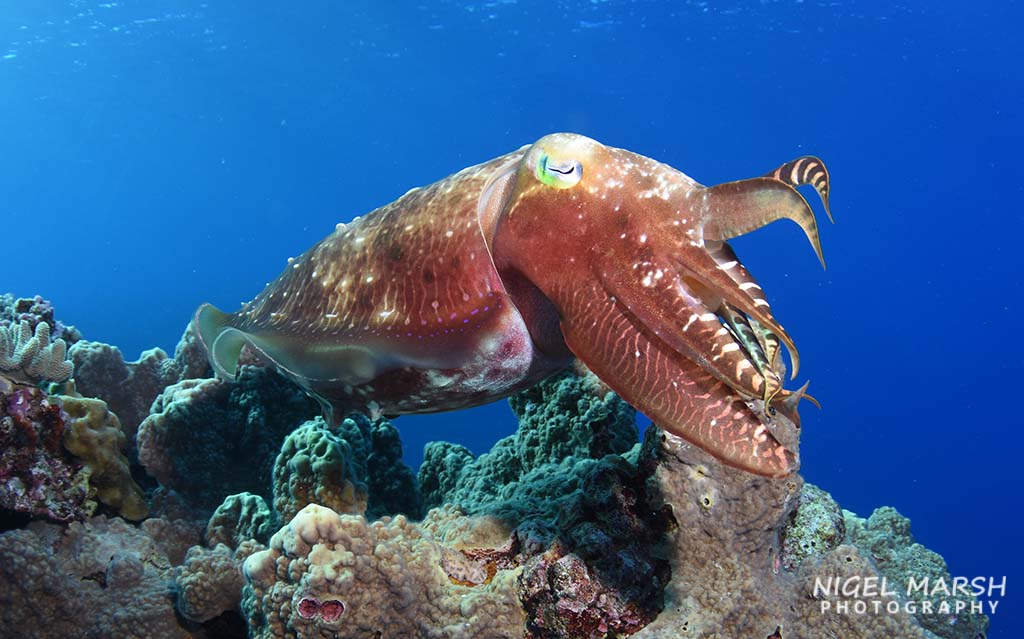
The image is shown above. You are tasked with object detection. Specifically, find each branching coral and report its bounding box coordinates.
[0,294,80,346]
[0,320,73,385]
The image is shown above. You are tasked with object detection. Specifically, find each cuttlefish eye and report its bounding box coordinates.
[536,153,583,188]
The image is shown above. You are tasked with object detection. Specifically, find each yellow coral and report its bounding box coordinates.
[60,396,149,520]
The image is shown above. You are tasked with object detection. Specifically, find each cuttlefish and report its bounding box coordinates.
[195,133,831,477]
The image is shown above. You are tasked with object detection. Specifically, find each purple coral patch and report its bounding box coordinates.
[319,600,345,622]
[297,597,320,619]
[296,597,345,622]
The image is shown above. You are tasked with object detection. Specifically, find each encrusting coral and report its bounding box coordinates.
[0,376,92,522]
[177,541,263,624]
[418,370,639,520]
[0,515,188,639]
[779,483,846,571]
[0,374,148,522]
[241,504,526,639]
[845,506,989,639]
[205,491,276,549]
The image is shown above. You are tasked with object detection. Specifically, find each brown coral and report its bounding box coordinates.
[242,504,525,639]
[0,515,188,639]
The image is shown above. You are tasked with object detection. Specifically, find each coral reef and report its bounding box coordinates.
[272,413,423,524]
[137,365,320,509]
[273,419,369,520]
[0,296,987,639]
[845,506,989,639]
[418,370,639,519]
[177,542,257,624]
[779,483,846,571]
[69,323,211,448]
[628,422,980,639]
[0,376,91,522]
[1,376,146,523]
[242,504,525,639]
[0,515,188,638]
[363,415,422,519]
[516,454,669,638]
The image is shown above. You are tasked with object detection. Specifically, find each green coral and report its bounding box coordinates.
[780,483,846,570]
[845,506,989,639]
[136,366,319,509]
[0,320,73,384]
[273,420,369,521]
[418,370,639,519]
[206,492,276,548]
[273,415,421,522]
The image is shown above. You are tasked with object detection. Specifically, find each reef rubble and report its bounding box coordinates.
[0,294,989,639]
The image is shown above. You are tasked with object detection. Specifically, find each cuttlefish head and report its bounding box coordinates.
[484,133,832,477]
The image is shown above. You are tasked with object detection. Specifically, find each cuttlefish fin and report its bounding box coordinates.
[559,280,797,477]
[195,304,246,379]
[702,156,832,269]
[193,303,380,386]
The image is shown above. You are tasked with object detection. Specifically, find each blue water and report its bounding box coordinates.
[3,2,1020,635]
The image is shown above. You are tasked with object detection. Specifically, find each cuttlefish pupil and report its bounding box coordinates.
[537,153,583,187]
[194,133,832,478]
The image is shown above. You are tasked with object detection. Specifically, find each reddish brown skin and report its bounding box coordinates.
[195,133,831,477]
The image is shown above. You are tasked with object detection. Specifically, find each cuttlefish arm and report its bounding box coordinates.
[489,134,832,476]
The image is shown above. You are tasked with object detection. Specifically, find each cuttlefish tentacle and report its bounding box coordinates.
[668,243,800,377]
[700,157,833,269]
[766,156,833,223]
[592,248,772,403]
[716,303,784,405]
[706,241,788,392]
[558,279,796,477]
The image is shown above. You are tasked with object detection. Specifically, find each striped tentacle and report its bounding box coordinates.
[766,156,833,223]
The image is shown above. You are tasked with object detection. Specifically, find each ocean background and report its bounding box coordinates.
[2,1,1019,635]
